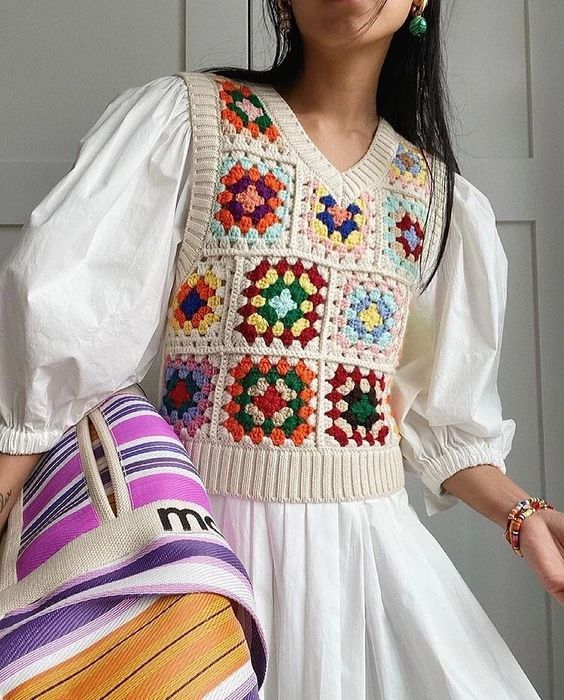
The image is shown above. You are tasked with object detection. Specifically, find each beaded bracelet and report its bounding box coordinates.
[503,497,556,557]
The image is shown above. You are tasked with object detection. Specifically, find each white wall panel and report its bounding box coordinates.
[0,0,185,226]
[1,0,185,160]
[186,0,249,70]
[445,1,531,160]
[250,0,276,69]
[528,4,564,697]
[0,228,22,263]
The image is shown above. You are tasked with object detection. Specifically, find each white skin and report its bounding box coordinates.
[274,0,564,604]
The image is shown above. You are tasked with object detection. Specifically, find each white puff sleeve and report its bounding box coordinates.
[0,74,192,455]
[390,172,516,517]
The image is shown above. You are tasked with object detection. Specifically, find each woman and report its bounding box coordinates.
[1,0,563,698]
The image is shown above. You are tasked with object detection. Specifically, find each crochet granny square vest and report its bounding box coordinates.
[156,70,447,503]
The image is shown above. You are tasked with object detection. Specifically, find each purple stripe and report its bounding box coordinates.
[109,402,153,421]
[104,392,148,408]
[6,534,219,623]
[5,540,248,629]
[88,538,250,591]
[250,622,267,686]
[0,599,137,682]
[120,441,193,460]
[23,431,77,504]
[101,393,144,412]
[129,473,210,511]
[223,673,260,700]
[120,441,188,458]
[94,401,137,430]
[111,413,177,445]
[102,395,153,419]
[23,454,82,528]
[20,479,89,549]
[17,504,100,580]
[0,596,124,667]
[92,443,105,460]
[124,458,200,478]
[101,400,153,425]
[105,407,148,428]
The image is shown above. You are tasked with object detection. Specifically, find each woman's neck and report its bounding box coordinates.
[274,42,390,131]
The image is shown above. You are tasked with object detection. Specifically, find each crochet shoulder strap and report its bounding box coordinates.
[174,71,222,284]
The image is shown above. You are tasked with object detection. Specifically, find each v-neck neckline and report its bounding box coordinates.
[248,79,399,200]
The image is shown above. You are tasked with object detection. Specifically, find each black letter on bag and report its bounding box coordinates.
[158,507,207,532]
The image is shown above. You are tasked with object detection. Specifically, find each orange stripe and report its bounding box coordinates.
[92,593,249,698]
[7,593,251,700]
[6,597,175,700]
[135,596,251,698]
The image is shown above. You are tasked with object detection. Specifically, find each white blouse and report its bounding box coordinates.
[0,74,516,517]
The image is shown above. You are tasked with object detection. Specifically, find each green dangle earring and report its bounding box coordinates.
[409,0,428,37]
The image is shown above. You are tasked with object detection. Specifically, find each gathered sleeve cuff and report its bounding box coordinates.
[390,172,516,517]
[0,74,193,454]
[0,427,64,456]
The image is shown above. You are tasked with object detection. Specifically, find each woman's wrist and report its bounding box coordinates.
[0,451,42,534]
[440,464,533,529]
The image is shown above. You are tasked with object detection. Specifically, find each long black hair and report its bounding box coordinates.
[203,0,460,294]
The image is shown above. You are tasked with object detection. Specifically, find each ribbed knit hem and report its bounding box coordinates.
[187,440,405,503]
[0,425,61,455]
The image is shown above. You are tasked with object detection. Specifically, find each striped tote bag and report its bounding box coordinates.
[0,385,267,699]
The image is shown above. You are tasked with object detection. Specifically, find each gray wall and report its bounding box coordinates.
[1,1,562,697]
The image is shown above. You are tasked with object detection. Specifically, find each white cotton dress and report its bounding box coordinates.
[0,75,542,700]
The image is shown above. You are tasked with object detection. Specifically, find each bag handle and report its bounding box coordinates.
[76,403,133,521]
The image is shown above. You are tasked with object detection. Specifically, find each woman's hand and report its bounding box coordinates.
[441,464,564,604]
[518,508,564,605]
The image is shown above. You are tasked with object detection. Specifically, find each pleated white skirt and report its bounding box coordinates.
[208,486,541,700]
